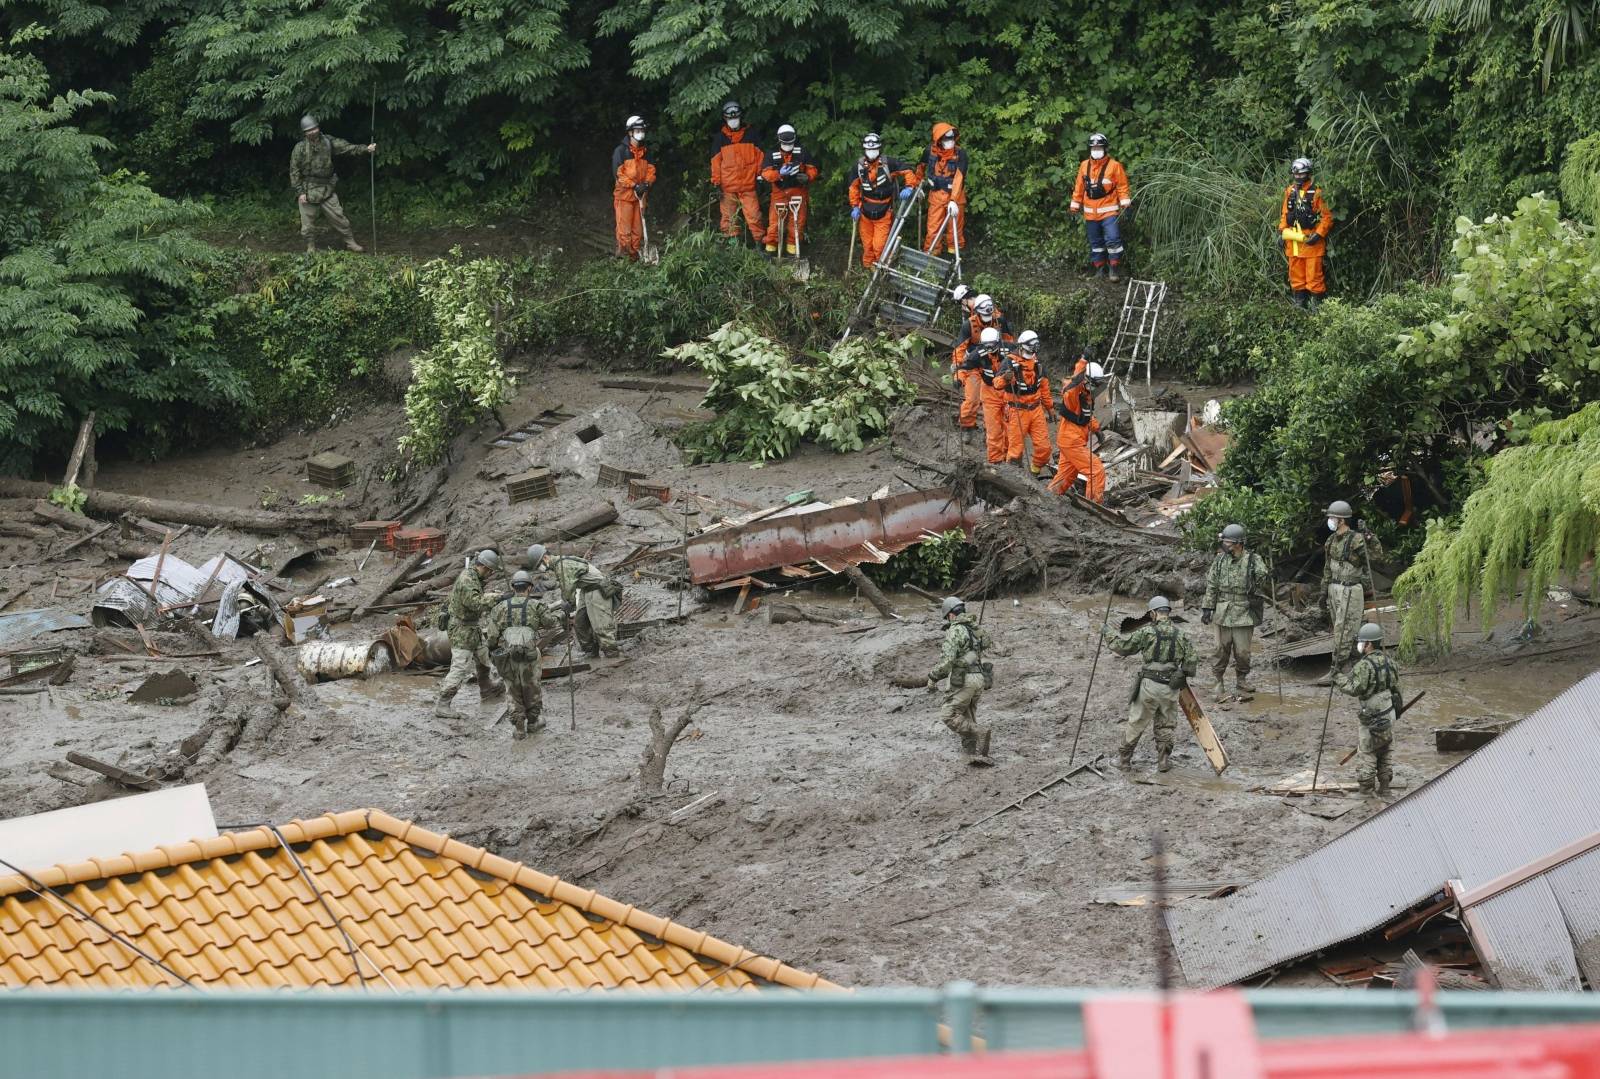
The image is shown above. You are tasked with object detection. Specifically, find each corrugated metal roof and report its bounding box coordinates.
[1165,670,1600,989]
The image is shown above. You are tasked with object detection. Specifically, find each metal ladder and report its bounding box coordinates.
[843,186,961,342]
[1106,278,1168,388]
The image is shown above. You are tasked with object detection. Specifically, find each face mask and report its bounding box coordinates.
[1021,348,1036,359]
[726,118,741,130]
[941,137,956,149]
[1327,517,1339,532]
[864,148,880,160]
[780,140,795,150]
[631,131,646,143]
[1090,148,1106,159]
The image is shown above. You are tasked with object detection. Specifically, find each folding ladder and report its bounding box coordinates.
[1105,278,1168,388]
[842,186,962,342]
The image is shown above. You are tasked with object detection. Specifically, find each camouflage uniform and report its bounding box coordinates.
[1105,620,1198,766]
[1334,649,1402,794]
[549,555,621,658]
[439,566,500,705]
[485,592,565,737]
[1202,548,1269,690]
[1322,527,1381,671]
[927,613,993,756]
[290,134,366,250]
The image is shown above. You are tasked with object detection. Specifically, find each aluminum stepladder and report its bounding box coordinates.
[842,184,962,343]
[1103,278,1168,415]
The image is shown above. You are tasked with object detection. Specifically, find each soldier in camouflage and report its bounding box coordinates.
[527,544,622,658]
[435,550,505,719]
[1334,622,1402,797]
[485,571,567,739]
[925,596,996,764]
[290,114,375,253]
[1200,523,1270,695]
[1321,500,1382,679]
[1104,595,1198,772]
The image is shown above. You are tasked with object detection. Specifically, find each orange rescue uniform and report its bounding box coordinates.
[1280,180,1333,295]
[848,155,917,267]
[949,305,1013,442]
[917,122,968,255]
[760,144,819,252]
[611,138,656,260]
[1050,373,1105,502]
[998,354,1053,472]
[711,125,764,241]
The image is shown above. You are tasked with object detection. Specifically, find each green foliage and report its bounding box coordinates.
[667,321,916,463]
[212,251,429,431]
[401,253,512,464]
[1395,194,1600,401]
[1395,401,1600,651]
[863,529,975,590]
[0,41,248,471]
[48,482,85,512]
[1560,133,1600,225]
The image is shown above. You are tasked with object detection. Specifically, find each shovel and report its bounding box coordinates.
[636,191,660,266]
[774,195,810,281]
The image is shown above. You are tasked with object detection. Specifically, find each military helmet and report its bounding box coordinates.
[1219,523,1247,543]
[300,115,320,133]
[941,596,966,618]
[862,132,882,151]
[1088,132,1109,149]
[525,543,547,566]
[511,570,533,589]
[1291,156,1313,177]
[1325,500,1353,519]
[1357,622,1384,644]
[722,101,742,119]
[1148,595,1172,614]
[974,294,996,318]
[475,549,501,569]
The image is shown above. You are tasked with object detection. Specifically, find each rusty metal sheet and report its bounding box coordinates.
[686,488,982,586]
[1165,669,1600,988]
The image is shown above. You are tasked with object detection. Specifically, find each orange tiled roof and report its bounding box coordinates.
[0,809,834,991]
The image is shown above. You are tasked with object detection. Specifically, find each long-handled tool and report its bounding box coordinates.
[1268,547,1283,704]
[636,191,659,265]
[1338,690,1427,765]
[564,616,577,730]
[948,200,962,278]
[1310,675,1338,792]
[784,195,810,280]
[845,213,857,277]
[368,89,378,255]
[1069,586,1119,765]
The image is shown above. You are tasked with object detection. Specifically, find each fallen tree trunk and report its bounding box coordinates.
[0,521,51,540]
[598,377,709,394]
[251,636,329,723]
[842,564,899,619]
[31,501,96,532]
[0,478,347,534]
[351,550,426,623]
[534,502,619,545]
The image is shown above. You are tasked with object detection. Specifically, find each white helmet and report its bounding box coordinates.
[1291,156,1313,176]
[777,124,796,144]
[862,132,882,150]
[1016,330,1039,355]
[951,283,970,302]
[625,114,645,130]
[1084,362,1106,380]
[974,294,995,319]
[978,327,1001,346]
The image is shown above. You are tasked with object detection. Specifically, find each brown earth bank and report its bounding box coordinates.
[3,365,1595,989]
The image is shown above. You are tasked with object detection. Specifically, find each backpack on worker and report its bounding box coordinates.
[499,598,538,662]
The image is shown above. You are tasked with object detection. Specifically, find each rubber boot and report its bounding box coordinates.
[434,688,463,719]
[1307,292,1322,311]
[976,728,992,758]
[477,664,505,701]
[961,426,975,446]
[511,710,528,741]
[305,240,316,254]
[764,243,777,254]
[1291,290,1308,309]
[1235,672,1257,695]
[1095,265,1108,279]
[1209,673,1226,694]
[1156,746,1172,773]
[785,243,798,256]
[1358,780,1376,798]
[1108,264,1122,283]
[960,732,978,756]
[1029,461,1041,476]
[1377,771,1392,798]
[1117,745,1135,770]
[345,239,365,253]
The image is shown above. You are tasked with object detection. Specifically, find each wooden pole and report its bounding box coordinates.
[60,411,96,490]
[1069,586,1118,765]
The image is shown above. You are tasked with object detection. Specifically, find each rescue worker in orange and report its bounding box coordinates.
[760,124,818,256]
[848,133,917,268]
[1070,133,1132,281]
[1050,361,1108,502]
[710,101,764,244]
[1281,157,1332,309]
[611,116,656,261]
[949,294,1012,448]
[996,330,1053,478]
[917,122,968,256]
[968,326,1014,464]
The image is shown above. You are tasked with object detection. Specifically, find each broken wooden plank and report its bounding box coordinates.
[1178,686,1229,775]
[351,550,426,623]
[65,751,160,791]
[597,377,710,394]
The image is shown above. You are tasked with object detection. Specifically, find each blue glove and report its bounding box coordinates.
[851,207,862,220]
[898,187,914,200]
